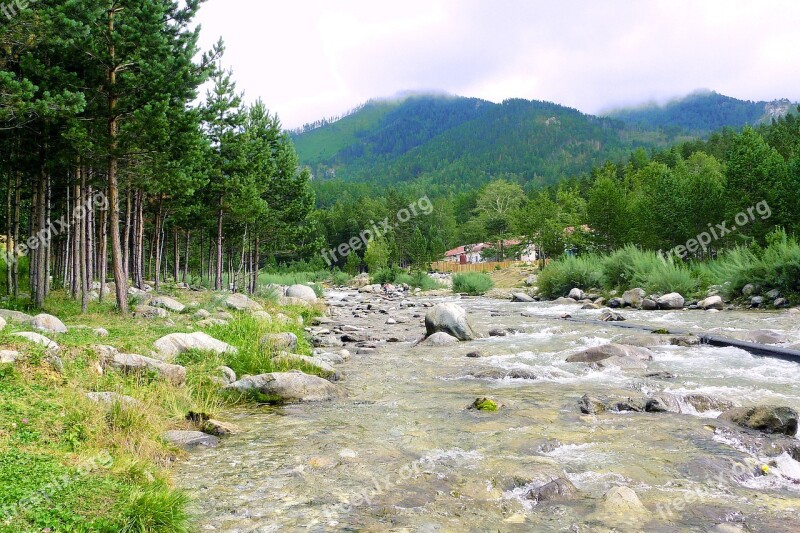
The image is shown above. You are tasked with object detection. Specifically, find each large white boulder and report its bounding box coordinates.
[153,332,237,361]
[224,371,346,403]
[225,293,264,312]
[285,285,318,303]
[424,303,476,341]
[31,313,68,334]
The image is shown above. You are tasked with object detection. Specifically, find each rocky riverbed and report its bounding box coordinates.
[174,288,800,532]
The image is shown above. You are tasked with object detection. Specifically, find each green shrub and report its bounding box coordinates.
[395,270,443,290]
[331,271,351,286]
[537,255,603,298]
[120,481,190,533]
[452,272,494,295]
[635,258,699,296]
[371,266,403,285]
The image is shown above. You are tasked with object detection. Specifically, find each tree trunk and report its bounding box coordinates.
[81,169,89,313]
[5,172,11,296]
[107,7,129,313]
[183,230,190,284]
[98,190,108,303]
[12,169,19,298]
[72,170,81,300]
[215,203,223,291]
[173,226,180,283]
[153,194,163,292]
[123,188,131,281]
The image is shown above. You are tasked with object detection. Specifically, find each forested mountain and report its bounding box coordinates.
[294,91,796,194]
[605,90,795,135]
[293,94,658,191]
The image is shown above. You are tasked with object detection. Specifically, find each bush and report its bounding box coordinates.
[395,270,443,290]
[537,255,603,298]
[452,272,494,295]
[635,258,698,296]
[331,271,351,286]
[371,266,403,285]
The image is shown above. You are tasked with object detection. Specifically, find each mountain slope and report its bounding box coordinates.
[604,90,795,135]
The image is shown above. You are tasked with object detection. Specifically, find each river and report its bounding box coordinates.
[174,290,800,532]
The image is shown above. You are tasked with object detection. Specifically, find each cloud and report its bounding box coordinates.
[195,0,800,128]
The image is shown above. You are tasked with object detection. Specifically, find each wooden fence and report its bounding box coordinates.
[430,260,518,273]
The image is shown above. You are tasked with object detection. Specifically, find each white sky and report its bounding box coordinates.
[195,0,800,129]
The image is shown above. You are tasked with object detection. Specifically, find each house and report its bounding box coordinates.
[443,240,540,263]
[443,243,488,264]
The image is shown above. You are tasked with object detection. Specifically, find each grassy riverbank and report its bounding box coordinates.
[0,289,322,532]
[538,230,800,303]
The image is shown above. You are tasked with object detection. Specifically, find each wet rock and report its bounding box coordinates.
[644,371,676,380]
[340,333,366,343]
[424,303,476,341]
[598,309,625,322]
[719,405,798,436]
[607,297,626,308]
[512,293,535,302]
[683,394,734,413]
[488,328,508,337]
[285,284,318,303]
[468,397,502,412]
[134,305,168,319]
[86,392,140,408]
[225,293,264,311]
[669,335,701,347]
[566,343,653,364]
[593,486,649,525]
[553,297,578,305]
[581,303,600,310]
[163,430,219,449]
[699,295,724,310]
[154,332,237,361]
[96,346,186,386]
[579,394,606,415]
[645,393,681,413]
[612,397,648,412]
[568,288,585,300]
[224,371,347,403]
[622,288,646,307]
[466,351,483,358]
[422,332,459,346]
[641,298,658,310]
[31,313,68,334]
[591,356,648,370]
[526,477,578,503]
[150,296,186,313]
[470,368,538,380]
[741,329,787,344]
[657,292,684,310]
[201,419,239,437]
[260,332,298,351]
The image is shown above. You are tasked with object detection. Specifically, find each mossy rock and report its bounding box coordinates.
[469,397,501,412]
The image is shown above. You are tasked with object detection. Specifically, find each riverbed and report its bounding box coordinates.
[174,290,800,532]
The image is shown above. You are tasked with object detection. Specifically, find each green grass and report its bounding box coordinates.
[371,268,443,290]
[537,254,603,298]
[0,288,325,531]
[451,272,494,295]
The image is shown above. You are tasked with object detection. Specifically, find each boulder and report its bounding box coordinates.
[260,332,298,351]
[598,309,625,322]
[774,298,789,308]
[358,284,382,294]
[656,292,684,310]
[641,298,658,310]
[568,288,585,300]
[592,356,648,370]
[741,283,759,296]
[424,303,476,341]
[765,289,781,300]
[153,332,237,361]
[251,310,272,322]
[553,297,578,305]
[225,293,264,312]
[512,292,535,303]
[150,296,186,313]
[579,394,607,415]
[607,297,625,308]
[719,405,798,436]
[526,477,579,503]
[622,288,646,307]
[272,353,342,382]
[566,344,653,364]
[699,295,724,310]
[683,394,734,413]
[12,331,60,354]
[742,329,787,345]
[593,486,649,525]
[0,350,19,364]
[422,332,459,346]
[30,313,68,334]
[469,368,538,380]
[0,309,33,324]
[94,328,109,337]
[96,346,187,386]
[217,366,237,385]
[280,296,311,307]
[285,284,318,303]
[134,305,168,319]
[194,309,211,319]
[223,371,346,403]
[163,430,219,449]
[86,392,141,408]
[750,296,764,307]
[468,397,502,412]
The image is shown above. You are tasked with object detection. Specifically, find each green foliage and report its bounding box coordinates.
[344,252,362,276]
[120,481,190,533]
[364,236,391,272]
[537,255,603,298]
[451,273,494,295]
[394,271,443,290]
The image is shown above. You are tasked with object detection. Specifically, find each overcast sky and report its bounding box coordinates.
[195,0,800,129]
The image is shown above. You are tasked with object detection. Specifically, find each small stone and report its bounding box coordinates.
[526,477,578,503]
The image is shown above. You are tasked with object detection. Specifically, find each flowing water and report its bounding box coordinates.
[174,291,800,532]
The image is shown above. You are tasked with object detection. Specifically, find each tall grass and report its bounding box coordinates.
[451,272,494,295]
[371,268,443,290]
[537,254,603,298]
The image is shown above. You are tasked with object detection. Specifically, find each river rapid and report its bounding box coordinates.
[174,290,800,532]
